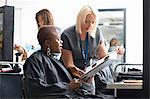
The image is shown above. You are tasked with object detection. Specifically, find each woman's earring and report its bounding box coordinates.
[47,47,51,56]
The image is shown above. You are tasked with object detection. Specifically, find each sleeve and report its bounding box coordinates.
[98,28,105,42]
[99,30,104,42]
[61,33,72,50]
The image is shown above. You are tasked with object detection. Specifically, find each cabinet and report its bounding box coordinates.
[0,73,23,98]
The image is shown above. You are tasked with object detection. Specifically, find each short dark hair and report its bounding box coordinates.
[37,26,56,48]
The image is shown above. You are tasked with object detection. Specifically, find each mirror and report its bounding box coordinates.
[98,8,126,62]
[0,12,3,60]
[0,6,14,61]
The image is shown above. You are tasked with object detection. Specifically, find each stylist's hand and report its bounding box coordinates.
[68,67,84,78]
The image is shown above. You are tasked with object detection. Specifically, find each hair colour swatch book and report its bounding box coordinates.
[81,56,115,80]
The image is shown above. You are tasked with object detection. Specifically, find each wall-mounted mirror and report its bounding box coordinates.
[0,6,14,61]
[0,12,3,59]
[98,8,126,62]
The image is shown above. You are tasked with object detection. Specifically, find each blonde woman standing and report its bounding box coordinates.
[61,5,124,96]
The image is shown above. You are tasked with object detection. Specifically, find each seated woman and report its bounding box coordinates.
[23,25,106,99]
[108,38,120,52]
[23,26,81,98]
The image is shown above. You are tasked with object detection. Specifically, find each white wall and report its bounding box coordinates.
[0,0,143,63]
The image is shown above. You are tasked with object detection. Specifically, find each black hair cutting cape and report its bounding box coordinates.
[23,50,76,98]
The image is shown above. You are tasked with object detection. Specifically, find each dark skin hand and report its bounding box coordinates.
[68,66,94,83]
[68,79,82,91]
[68,66,84,78]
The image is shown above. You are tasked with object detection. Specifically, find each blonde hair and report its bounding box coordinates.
[76,5,98,38]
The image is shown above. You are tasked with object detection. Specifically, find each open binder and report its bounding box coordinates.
[81,56,115,80]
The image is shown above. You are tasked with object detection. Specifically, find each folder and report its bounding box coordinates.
[81,56,115,80]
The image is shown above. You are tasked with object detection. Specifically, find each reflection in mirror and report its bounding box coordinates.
[98,9,126,62]
[0,13,3,60]
[98,9,143,97]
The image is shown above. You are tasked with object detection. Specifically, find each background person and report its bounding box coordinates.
[108,38,125,60]
[108,38,120,52]
[108,38,125,78]
[35,9,54,29]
